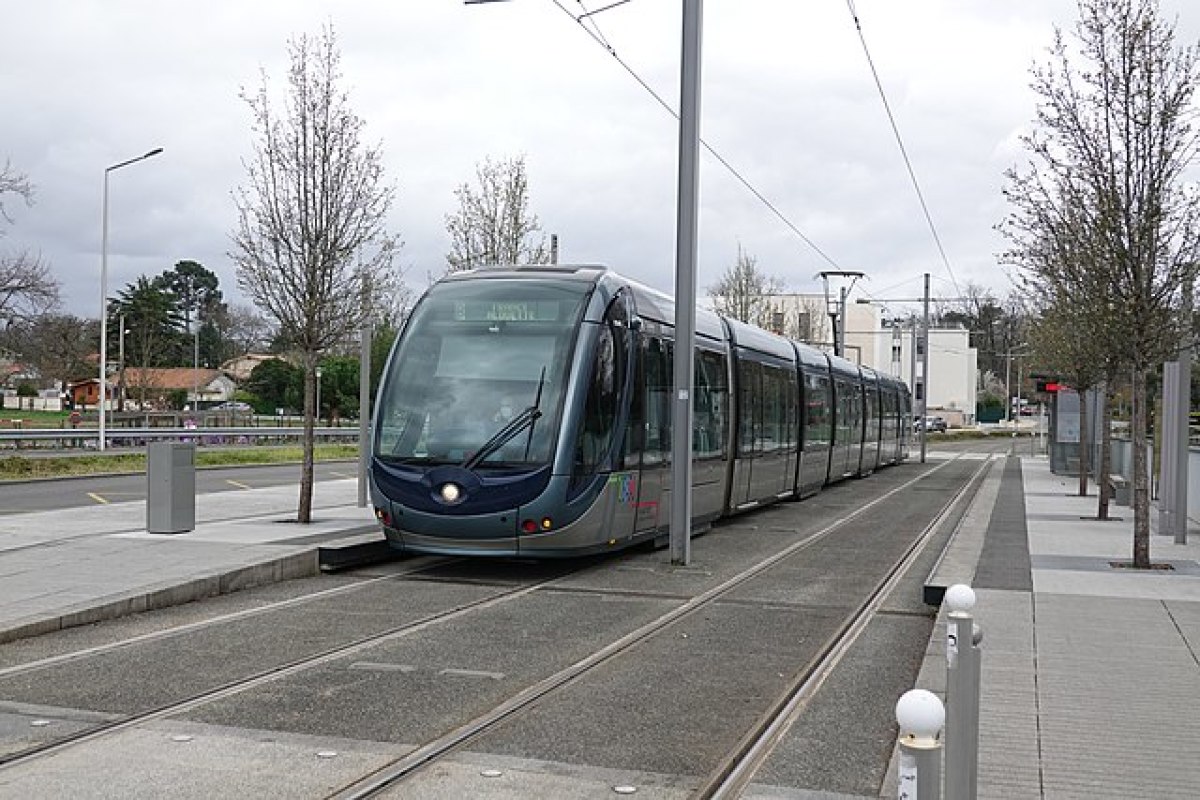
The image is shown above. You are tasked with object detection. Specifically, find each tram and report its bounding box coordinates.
[369,264,911,557]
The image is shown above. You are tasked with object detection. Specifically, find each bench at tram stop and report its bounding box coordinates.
[1108,474,1131,506]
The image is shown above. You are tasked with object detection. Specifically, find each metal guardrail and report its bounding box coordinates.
[0,427,360,447]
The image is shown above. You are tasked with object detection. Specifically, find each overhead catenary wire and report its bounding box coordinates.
[845,0,961,298]
[553,0,844,272]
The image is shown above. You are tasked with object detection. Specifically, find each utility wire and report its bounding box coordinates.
[553,0,843,272]
[845,0,961,298]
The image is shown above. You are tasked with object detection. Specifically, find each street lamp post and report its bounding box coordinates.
[99,147,162,450]
[117,314,129,412]
[1003,345,1030,427]
[315,366,323,426]
[193,313,200,411]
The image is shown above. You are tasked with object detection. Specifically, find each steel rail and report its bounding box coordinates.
[327,455,963,799]
[0,571,567,770]
[0,556,457,682]
[699,453,998,798]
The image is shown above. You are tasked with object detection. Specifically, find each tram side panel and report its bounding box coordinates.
[620,285,732,539]
[722,318,802,514]
[728,353,800,511]
[859,367,882,476]
[796,345,834,496]
[828,366,863,482]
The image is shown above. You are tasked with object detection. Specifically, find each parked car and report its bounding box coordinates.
[213,401,253,412]
[914,415,947,433]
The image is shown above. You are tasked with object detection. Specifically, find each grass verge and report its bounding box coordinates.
[0,444,360,481]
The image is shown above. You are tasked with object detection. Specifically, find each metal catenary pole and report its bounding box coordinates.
[1175,278,1192,545]
[919,272,930,464]
[669,0,702,566]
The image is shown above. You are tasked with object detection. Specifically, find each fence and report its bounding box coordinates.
[0,395,66,412]
[0,426,360,450]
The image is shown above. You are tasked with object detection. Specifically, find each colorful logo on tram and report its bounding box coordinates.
[611,472,637,504]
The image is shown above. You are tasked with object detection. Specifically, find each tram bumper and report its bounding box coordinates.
[379,505,522,557]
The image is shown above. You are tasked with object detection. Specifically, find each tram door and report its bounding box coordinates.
[573,293,638,545]
[624,334,672,536]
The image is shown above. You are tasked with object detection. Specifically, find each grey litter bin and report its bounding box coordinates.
[1111,476,1131,507]
[147,441,196,533]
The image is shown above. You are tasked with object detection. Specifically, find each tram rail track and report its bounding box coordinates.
[0,569,574,770]
[327,453,977,799]
[0,451,984,798]
[701,453,995,798]
[0,557,458,681]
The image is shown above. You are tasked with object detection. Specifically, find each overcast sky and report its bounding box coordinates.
[3,0,1197,323]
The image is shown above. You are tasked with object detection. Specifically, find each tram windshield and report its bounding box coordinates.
[375,278,589,467]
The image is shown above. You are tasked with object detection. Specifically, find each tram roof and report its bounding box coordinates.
[443,264,727,340]
[723,316,796,361]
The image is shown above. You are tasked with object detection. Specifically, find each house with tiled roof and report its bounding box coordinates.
[220,353,288,383]
[71,368,235,411]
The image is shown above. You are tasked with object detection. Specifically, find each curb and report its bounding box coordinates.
[0,551,320,645]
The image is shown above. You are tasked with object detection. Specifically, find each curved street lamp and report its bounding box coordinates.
[99,147,163,451]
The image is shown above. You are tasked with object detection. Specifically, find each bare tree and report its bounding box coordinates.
[1026,288,1116,506]
[1,160,34,223]
[707,243,784,328]
[1000,0,1200,567]
[445,155,548,272]
[2,314,96,395]
[0,159,59,322]
[230,25,399,523]
[224,303,274,357]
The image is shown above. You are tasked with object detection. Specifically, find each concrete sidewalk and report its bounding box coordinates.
[914,454,1200,799]
[0,479,380,644]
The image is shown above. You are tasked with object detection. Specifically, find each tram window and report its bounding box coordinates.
[804,372,832,450]
[785,372,799,451]
[624,337,646,470]
[572,298,630,487]
[694,349,728,459]
[835,379,851,443]
[738,360,761,456]
[866,387,879,436]
[761,366,787,453]
[851,384,864,440]
[642,337,671,464]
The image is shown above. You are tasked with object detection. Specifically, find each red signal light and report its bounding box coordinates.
[1045,382,1060,392]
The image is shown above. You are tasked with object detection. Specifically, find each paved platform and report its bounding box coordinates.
[907,454,1200,800]
[0,479,379,644]
[3,457,1200,797]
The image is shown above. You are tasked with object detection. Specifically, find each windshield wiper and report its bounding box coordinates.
[462,367,547,471]
[462,406,542,470]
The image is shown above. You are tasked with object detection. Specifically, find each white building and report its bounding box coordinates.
[758,294,979,425]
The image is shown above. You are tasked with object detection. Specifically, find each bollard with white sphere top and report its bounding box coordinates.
[944,583,983,800]
[896,689,944,800]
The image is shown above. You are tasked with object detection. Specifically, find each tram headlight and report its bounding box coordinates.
[439,483,462,504]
